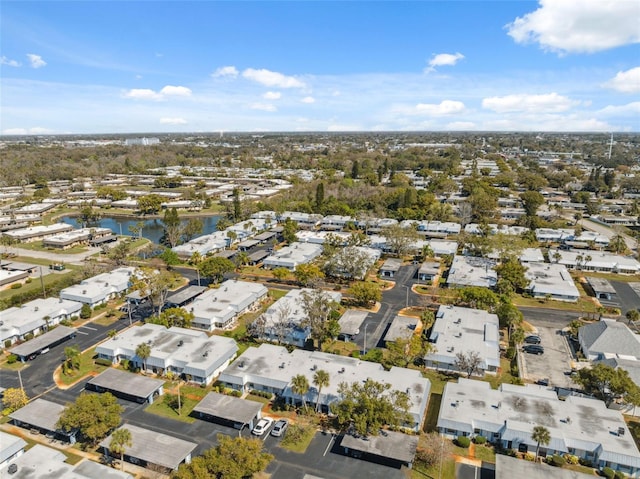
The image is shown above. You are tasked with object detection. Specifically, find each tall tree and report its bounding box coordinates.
[335,379,411,437]
[162,207,182,248]
[1,388,28,413]
[137,194,163,215]
[198,257,235,284]
[182,218,203,241]
[348,281,382,307]
[57,392,123,446]
[291,374,310,411]
[315,182,325,211]
[172,434,273,479]
[495,257,529,294]
[313,369,330,412]
[148,307,194,328]
[381,224,419,258]
[531,425,550,462]
[110,428,133,471]
[282,218,298,244]
[301,289,338,349]
[136,342,151,371]
[232,187,242,221]
[294,263,325,287]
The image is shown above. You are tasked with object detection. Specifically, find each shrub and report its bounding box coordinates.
[4,339,12,349]
[7,354,18,364]
[563,454,579,465]
[24,333,34,341]
[579,458,593,467]
[473,436,486,445]
[80,304,92,319]
[10,283,22,289]
[121,359,130,371]
[547,454,566,467]
[602,467,615,479]
[249,390,273,399]
[456,436,470,448]
[25,278,32,284]
[230,390,242,397]
[614,472,625,479]
[506,347,516,360]
[94,358,113,367]
[524,452,536,461]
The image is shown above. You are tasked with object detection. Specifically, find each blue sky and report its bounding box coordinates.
[1,0,639,134]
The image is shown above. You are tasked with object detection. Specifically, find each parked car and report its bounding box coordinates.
[252,418,274,436]
[524,335,541,344]
[271,419,289,437]
[523,344,544,355]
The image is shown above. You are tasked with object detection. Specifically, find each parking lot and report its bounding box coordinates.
[520,326,575,389]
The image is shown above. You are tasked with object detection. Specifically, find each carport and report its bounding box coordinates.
[192,392,263,430]
[340,431,419,468]
[9,398,77,443]
[86,368,165,404]
[338,310,368,341]
[9,325,76,362]
[165,286,207,308]
[586,277,617,301]
[100,424,197,472]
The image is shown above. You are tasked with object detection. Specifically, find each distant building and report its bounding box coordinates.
[262,242,323,270]
[124,137,160,146]
[59,266,136,306]
[446,255,497,289]
[524,262,580,302]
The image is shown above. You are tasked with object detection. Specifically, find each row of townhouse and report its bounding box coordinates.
[438,379,640,477]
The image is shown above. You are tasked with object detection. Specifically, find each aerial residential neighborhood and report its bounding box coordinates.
[1,2,640,479]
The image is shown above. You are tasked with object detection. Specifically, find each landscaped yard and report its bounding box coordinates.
[144,382,209,424]
[512,294,598,313]
[279,422,316,453]
[59,347,108,386]
[15,242,89,254]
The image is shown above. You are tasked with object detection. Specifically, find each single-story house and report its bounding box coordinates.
[192,392,263,430]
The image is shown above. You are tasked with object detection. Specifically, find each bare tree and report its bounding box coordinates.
[274,302,293,345]
[456,202,473,228]
[454,351,482,378]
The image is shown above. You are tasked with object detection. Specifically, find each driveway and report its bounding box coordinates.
[519,326,575,389]
[610,281,640,315]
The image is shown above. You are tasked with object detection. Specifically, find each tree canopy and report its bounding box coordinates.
[57,392,123,445]
[334,379,412,436]
[171,434,273,479]
[198,257,235,284]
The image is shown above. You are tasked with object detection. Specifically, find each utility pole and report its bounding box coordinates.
[39,267,46,298]
[363,323,369,356]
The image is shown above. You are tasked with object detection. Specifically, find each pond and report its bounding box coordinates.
[61,214,222,245]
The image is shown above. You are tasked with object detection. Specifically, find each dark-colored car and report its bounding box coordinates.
[524,335,541,344]
[523,344,544,355]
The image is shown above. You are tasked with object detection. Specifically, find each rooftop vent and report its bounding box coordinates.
[339,367,345,373]
[82,290,87,294]
[311,364,317,371]
[203,351,209,357]
[178,340,184,347]
[454,318,461,324]
[34,306,38,311]
[279,362,285,368]
[618,427,625,436]
[238,360,245,368]
[8,463,17,474]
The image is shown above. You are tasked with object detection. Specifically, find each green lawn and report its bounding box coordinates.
[423,393,443,433]
[268,288,288,300]
[412,457,456,479]
[246,394,271,404]
[14,242,88,254]
[512,294,598,313]
[421,370,455,395]
[59,347,108,386]
[279,423,316,453]
[0,270,79,301]
[482,358,518,389]
[577,271,640,283]
[474,444,496,463]
[144,395,198,424]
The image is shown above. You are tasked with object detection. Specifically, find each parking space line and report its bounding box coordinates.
[75,330,89,335]
[323,433,335,456]
[80,326,97,330]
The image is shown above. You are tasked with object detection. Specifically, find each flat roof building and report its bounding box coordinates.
[60,266,136,306]
[189,280,268,331]
[9,325,77,361]
[446,255,497,289]
[9,398,77,443]
[192,392,263,430]
[4,223,74,243]
[219,343,430,432]
[586,277,617,301]
[425,305,500,376]
[262,242,323,270]
[86,368,165,404]
[338,310,368,340]
[383,315,422,345]
[437,379,640,477]
[95,323,238,385]
[578,319,640,361]
[524,262,580,302]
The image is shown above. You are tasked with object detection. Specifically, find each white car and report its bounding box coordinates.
[251,418,274,436]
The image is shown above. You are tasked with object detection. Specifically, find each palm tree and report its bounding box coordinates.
[291,374,310,412]
[312,369,330,413]
[531,425,550,462]
[627,309,640,326]
[109,428,132,471]
[135,342,151,372]
[235,251,250,269]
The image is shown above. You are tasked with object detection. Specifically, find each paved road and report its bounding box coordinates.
[6,245,102,265]
[354,264,421,352]
[518,307,582,327]
[579,218,637,252]
[520,326,574,388]
[611,281,640,315]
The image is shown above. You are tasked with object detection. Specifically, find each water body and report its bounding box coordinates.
[61,215,222,245]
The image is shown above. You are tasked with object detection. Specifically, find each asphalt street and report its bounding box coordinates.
[610,281,640,315]
[517,307,582,327]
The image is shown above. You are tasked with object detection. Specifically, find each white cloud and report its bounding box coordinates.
[135,74,143,80]
[242,68,305,88]
[506,0,640,54]
[598,102,640,117]
[160,117,188,125]
[603,67,640,93]
[482,93,581,113]
[301,96,315,104]
[249,103,277,112]
[407,100,466,116]
[160,85,192,97]
[263,91,281,100]
[1,56,21,67]
[123,88,163,101]
[212,66,239,78]
[123,85,191,101]
[26,53,46,68]
[425,52,464,72]
[327,123,362,131]
[3,127,53,135]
